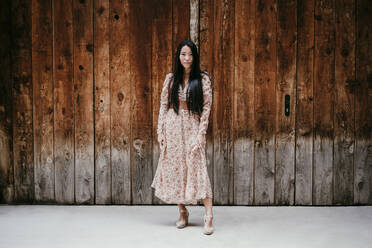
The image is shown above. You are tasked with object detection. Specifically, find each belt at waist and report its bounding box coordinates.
[180,100,188,110]
[170,101,189,110]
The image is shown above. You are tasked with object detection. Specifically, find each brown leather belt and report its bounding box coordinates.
[180,100,188,110]
[171,101,189,110]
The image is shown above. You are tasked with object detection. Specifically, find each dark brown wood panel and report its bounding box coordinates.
[32,0,54,202]
[11,0,34,203]
[130,0,154,204]
[0,0,14,204]
[275,0,296,205]
[110,0,131,204]
[313,0,335,205]
[54,0,75,204]
[199,0,215,201]
[254,0,276,205]
[354,0,372,204]
[2,0,372,206]
[73,0,94,204]
[295,0,314,206]
[333,0,355,205]
[172,0,190,57]
[212,0,235,205]
[94,0,111,204]
[151,0,173,205]
[233,0,255,205]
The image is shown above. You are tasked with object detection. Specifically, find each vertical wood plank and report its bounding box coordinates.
[130,0,153,204]
[11,0,34,203]
[354,0,372,204]
[199,0,215,198]
[54,0,75,204]
[110,0,131,204]
[94,0,111,204]
[151,1,173,205]
[254,0,276,205]
[275,0,296,205]
[213,0,234,205]
[313,0,335,205]
[233,0,255,205]
[0,0,14,204]
[172,0,190,58]
[32,0,54,202]
[295,0,314,205]
[73,0,94,204]
[190,0,199,47]
[333,0,355,205]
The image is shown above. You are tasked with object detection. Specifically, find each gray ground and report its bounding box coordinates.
[0,205,371,248]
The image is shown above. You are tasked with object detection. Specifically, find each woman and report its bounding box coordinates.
[151,40,214,235]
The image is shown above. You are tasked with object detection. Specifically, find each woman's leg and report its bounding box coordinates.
[202,197,213,227]
[177,204,187,221]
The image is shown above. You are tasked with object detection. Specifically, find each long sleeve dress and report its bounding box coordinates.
[151,72,213,205]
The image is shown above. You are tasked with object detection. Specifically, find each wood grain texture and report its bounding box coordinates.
[110,0,131,204]
[313,0,335,205]
[199,0,215,201]
[295,0,314,205]
[0,0,14,204]
[151,0,173,205]
[73,0,94,204]
[275,0,296,205]
[130,0,153,204]
[190,0,199,47]
[172,0,190,59]
[254,0,276,205]
[354,0,372,204]
[94,0,111,204]
[32,0,54,202]
[213,0,234,205]
[54,0,75,204]
[333,0,355,205]
[233,0,255,205]
[11,0,34,203]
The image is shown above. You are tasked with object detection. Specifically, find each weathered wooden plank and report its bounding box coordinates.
[213,0,234,205]
[354,0,372,205]
[32,0,54,203]
[233,0,255,205]
[295,0,314,206]
[94,0,111,204]
[199,0,215,194]
[54,0,75,204]
[172,0,190,58]
[130,0,153,204]
[313,0,335,205]
[0,0,14,204]
[151,1,172,205]
[0,130,13,203]
[190,0,199,47]
[110,0,131,204]
[333,0,355,205]
[73,0,94,204]
[11,0,34,203]
[275,0,296,205]
[254,0,276,205]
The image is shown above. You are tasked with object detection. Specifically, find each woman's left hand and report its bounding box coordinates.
[191,133,206,153]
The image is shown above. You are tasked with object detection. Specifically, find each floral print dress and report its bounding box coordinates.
[151,72,213,205]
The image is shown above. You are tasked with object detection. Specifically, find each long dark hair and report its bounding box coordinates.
[168,40,204,117]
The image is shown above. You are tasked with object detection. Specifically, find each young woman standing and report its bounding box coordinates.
[151,40,214,235]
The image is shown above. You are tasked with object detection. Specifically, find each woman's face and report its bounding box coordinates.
[179,45,193,70]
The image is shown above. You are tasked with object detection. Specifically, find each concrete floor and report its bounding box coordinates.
[0,205,371,248]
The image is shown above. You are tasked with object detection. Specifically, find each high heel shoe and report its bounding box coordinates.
[176,209,189,228]
[203,214,214,235]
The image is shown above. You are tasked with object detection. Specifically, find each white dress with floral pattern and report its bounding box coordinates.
[151,72,213,205]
